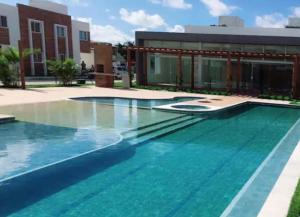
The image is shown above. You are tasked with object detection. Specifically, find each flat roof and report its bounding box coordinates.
[136,31,300,46]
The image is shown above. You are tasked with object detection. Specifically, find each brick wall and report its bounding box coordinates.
[91,42,112,74]
[80,40,91,53]
[0,27,10,45]
[18,4,73,75]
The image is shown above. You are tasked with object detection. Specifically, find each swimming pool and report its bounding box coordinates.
[0,99,300,217]
[71,96,203,108]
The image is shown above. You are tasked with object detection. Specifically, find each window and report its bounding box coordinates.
[0,16,7,28]
[33,53,43,63]
[57,26,65,37]
[31,21,41,33]
[96,64,104,73]
[79,31,89,41]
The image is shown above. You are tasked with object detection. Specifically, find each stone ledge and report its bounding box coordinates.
[0,114,15,124]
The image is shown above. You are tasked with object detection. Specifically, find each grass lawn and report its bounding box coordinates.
[287,179,300,217]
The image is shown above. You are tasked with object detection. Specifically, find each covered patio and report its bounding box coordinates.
[127,46,300,99]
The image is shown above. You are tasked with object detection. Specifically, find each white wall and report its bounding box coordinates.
[80,49,94,68]
[0,3,20,48]
[71,20,90,65]
[184,25,300,38]
[29,0,68,15]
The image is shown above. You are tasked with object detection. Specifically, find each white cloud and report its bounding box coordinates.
[132,27,148,32]
[75,17,133,44]
[120,8,166,28]
[149,0,192,9]
[166,25,185,32]
[291,7,300,17]
[53,0,89,7]
[255,13,288,28]
[200,0,237,17]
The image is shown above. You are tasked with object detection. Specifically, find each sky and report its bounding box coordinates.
[1,0,300,44]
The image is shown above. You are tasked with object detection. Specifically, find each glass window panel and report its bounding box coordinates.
[147,54,177,85]
[201,59,226,89]
[0,16,7,27]
[286,46,300,54]
[242,44,263,53]
[202,43,223,51]
[264,45,285,54]
[145,40,162,48]
[182,42,199,50]
[162,41,181,49]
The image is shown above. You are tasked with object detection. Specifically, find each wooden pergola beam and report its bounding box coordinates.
[127,46,297,60]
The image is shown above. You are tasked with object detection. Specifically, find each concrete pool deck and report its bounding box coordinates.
[0,86,299,217]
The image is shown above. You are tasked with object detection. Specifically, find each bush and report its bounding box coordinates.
[48,59,79,86]
[0,48,19,87]
[287,180,300,217]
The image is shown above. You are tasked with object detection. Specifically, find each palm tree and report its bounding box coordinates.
[0,47,38,88]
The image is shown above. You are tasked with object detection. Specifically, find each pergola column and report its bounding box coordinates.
[191,55,195,89]
[178,53,183,89]
[127,49,132,87]
[293,56,300,99]
[143,52,148,85]
[236,57,241,92]
[226,54,232,92]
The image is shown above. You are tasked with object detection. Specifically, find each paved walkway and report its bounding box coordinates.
[0,86,291,107]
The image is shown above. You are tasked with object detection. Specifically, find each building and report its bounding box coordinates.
[134,16,300,98]
[0,0,93,76]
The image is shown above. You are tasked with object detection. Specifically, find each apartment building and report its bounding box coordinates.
[0,0,93,76]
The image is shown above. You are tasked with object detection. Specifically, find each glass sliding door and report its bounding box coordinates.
[200,59,227,89]
[147,54,177,86]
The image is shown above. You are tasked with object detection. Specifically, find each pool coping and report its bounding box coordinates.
[257,141,300,217]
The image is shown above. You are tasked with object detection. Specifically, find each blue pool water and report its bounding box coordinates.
[72,96,203,108]
[0,101,300,217]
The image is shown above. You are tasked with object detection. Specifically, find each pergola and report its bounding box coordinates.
[127,46,300,99]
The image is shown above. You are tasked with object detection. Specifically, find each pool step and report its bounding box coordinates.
[123,115,193,140]
[127,116,203,146]
[122,115,188,136]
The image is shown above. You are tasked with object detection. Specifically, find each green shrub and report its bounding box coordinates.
[48,59,79,86]
[287,180,300,217]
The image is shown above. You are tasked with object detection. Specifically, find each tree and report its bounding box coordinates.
[47,58,79,86]
[116,41,135,61]
[0,47,35,87]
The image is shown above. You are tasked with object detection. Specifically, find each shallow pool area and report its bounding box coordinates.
[0,98,300,217]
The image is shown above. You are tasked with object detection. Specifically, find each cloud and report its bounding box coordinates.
[291,7,300,17]
[76,17,133,44]
[166,25,185,32]
[200,0,237,17]
[120,8,166,28]
[149,0,192,9]
[255,13,288,28]
[53,0,89,7]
